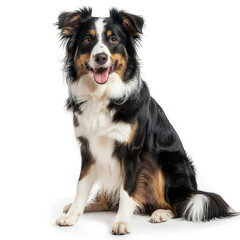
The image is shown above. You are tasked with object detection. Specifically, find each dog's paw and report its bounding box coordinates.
[112,221,130,235]
[150,209,174,223]
[56,213,78,226]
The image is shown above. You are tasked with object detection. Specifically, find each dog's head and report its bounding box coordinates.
[57,8,144,85]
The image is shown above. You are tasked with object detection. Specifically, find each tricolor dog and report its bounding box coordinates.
[55,7,236,235]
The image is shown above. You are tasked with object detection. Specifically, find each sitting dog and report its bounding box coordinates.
[55,7,235,235]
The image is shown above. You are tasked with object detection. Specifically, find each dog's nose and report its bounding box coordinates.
[94,53,108,65]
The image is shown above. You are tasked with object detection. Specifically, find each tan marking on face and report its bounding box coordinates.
[90,29,96,36]
[107,30,112,37]
[133,152,172,210]
[74,51,91,78]
[110,51,128,80]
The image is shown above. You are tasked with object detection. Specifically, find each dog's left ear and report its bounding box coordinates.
[110,8,144,38]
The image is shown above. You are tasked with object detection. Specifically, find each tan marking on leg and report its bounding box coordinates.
[156,170,172,209]
[62,191,119,214]
[133,152,172,211]
[63,201,110,213]
[84,202,110,212]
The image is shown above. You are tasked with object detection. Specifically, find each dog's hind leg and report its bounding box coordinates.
[63,201,110,213]
[63,190,116,213]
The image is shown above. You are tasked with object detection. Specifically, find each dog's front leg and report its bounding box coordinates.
[112,143,141,235]
[56,166,95,226]
[56,137,96,226]
[112,187,137,235]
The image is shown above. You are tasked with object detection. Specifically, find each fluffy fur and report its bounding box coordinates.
[55,7,236,235]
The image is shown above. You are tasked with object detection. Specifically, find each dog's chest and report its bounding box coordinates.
[74,99,127,191]
[74,98,131,143]
[74,99,112,137]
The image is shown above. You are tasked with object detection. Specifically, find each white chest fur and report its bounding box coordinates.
[71,74,132,143]
[74,98,131,141]
[73,99,127,193]
[70,75,133,193]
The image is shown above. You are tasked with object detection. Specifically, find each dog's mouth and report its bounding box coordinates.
[85,61,118,85]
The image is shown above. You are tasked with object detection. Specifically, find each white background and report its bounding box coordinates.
[0,0,239,239]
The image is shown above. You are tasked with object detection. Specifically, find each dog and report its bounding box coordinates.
[55,7,236,235]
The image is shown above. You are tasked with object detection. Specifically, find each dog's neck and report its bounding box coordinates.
[69,72,141,104]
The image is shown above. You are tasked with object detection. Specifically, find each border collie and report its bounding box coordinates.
[55,7,236,235]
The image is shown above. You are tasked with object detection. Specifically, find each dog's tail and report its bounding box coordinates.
[174,190,237,222]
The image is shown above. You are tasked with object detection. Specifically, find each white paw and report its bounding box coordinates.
[56,213,78,226]
[150,209,174,223]
[112,222,131,235]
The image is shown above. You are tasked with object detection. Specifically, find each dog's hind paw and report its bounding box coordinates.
[150,209,174,223]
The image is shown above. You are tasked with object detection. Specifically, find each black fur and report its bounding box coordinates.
[65,96,85,114]
[77,137,95,180]
[110,79,236,220]
[109,10,236,221]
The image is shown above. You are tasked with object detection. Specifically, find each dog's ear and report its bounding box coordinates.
[110,8,144,38]
[120,11,144,37]
[57,7,92,37]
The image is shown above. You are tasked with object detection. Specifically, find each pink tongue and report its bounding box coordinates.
[94,69,109,84]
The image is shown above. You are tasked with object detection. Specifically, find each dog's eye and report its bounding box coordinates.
[83,36,92,45]
[109,36,119,44]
